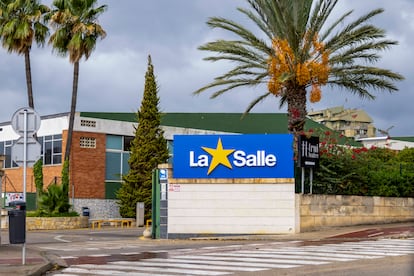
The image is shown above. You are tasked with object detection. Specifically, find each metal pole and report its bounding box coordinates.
[22,109,27,265]
[22,244,26,265]
[310,167,313,194]
[301,167,305,194]
[23,109,27,201]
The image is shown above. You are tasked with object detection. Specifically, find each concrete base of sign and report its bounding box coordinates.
[157,164,296,238]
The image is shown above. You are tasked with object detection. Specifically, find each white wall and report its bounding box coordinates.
[358,137,414,150]
[168,183,295,235]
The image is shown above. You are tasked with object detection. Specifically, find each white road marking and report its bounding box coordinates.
[119,252,141,255]
[76,263,231,275]
[54,235,71,243]
[118,260,267,272]
[62,267,171,276]
[368,232,384,237]
[147,257,298,268]
[178,253,329,265]
[53,238,414,276]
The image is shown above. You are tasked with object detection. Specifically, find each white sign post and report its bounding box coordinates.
[10,107,41,265]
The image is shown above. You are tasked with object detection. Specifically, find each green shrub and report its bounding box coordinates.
[26,210,79,217]
[307,130,414,197]
[37,183,71,215]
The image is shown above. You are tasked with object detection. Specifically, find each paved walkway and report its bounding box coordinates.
[0,222,413,276]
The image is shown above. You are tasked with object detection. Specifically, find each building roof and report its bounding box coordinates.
[80,112,327,134]
[392,136,414,143]
[80,112,362,147]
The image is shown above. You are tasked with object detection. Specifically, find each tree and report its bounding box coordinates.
[47,0,106,161]
[194,0,404,134]
[117,56,169,219]
[61,159,69,208]
[33,159,43,209]
[0,0,49,109]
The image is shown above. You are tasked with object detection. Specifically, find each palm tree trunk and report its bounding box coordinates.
[286,85,307,134]
[24,49,34,108]
[64,61,79,161]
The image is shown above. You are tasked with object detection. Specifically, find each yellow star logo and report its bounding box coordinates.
[202,138,235,175]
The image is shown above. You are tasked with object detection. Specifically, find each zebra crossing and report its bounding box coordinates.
[51,238,414,276]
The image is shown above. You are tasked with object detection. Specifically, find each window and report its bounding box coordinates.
[105,152,122,180]
[106,135,122,150]
[105,135,133,198]
[39,134,62,165]
[0,140,18,168]
[105,135,133,181]
[167,140,173,163]
[80,137,96,148]
[0,134,63,168]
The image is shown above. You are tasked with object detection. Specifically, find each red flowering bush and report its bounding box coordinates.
[301,130,414,197]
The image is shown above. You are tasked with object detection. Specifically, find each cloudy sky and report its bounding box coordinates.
[0,0,413,136]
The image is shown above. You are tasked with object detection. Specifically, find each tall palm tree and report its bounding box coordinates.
[0,0,49,109]
[195,0,404,134]
[47,0,106,161]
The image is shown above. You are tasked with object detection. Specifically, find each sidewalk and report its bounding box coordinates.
[0,244,54,276]
[0,222,413,276]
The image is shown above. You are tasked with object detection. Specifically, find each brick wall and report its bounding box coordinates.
[2,165,62,194]
[70,131,106,198]
[297,194,414,232]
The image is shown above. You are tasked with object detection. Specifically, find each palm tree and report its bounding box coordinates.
[47,0,106,161]
[0,0,49,109]
[194,0,404,134]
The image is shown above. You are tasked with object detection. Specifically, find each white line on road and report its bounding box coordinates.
[368,232,384,237]
[131,260,267,272]
[242,250,356,261]
[245,249,381,259]
[148,257,298,269]
[87,254,111,257]
[78,263,231,275]
[62,266,172,276]
[119,252,141,255]
[176,254,329,265]
[54,235,71,243]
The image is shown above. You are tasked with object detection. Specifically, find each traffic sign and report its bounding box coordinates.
[159,169,168,181]
[11,136,41,167]
[11,107,41,136]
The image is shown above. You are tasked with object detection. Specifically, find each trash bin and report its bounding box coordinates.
[82,207,90,217]
[8,201,26,244]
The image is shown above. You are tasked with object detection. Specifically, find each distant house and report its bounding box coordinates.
[357,136,414,151]
[308,106,376,138]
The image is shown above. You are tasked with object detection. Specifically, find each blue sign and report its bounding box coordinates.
[173,134,294,178]
[159,169,168,180]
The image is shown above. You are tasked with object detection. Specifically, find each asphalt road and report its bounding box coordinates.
[2,225,413,275]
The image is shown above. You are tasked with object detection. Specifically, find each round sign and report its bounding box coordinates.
[11,107,41,136]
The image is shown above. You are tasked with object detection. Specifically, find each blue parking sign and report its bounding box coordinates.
[159,169,168,180]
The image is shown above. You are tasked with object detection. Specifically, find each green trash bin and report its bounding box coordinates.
[8,201,26,244]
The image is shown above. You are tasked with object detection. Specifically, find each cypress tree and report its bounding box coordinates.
[117,55,169,219]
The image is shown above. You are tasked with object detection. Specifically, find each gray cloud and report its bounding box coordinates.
[0,0,412,136]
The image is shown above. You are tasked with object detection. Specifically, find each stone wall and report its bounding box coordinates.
[0,213,88,230]
[297,194,414,232]
[26,216,88,230]
[72,198,121,219]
